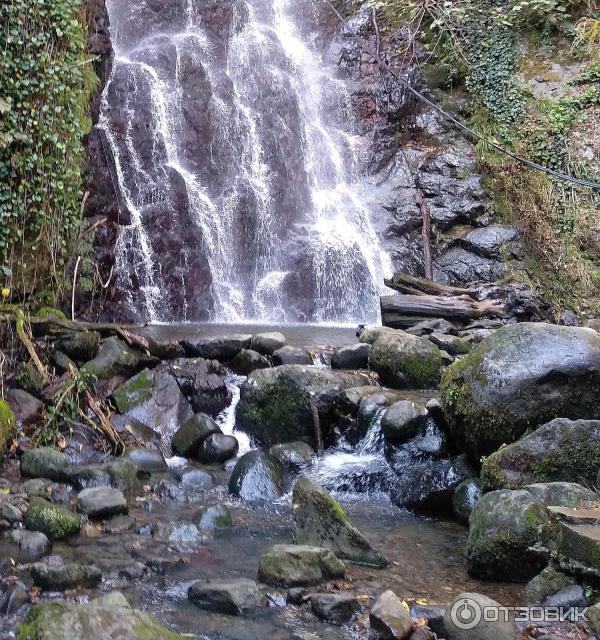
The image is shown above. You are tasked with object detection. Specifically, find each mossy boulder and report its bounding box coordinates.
[481,418,600,490]
[82,337,157,380]
[441,323,600,459]
[292,476,388,568]
[25,498,81,541]
[466,482,597,581]
[31,561,102,591]
[171,413,220,458]
[0,400,16,461]
[525,566,576,604]
[54,331,100,361]
[368,331,442,389]
[21,447,70,481]
[67,459,140,497]
[16,593,183,640]
[14,362,43,396]
[258,544,345,587]
[452,478,482,524]
[236,365,367,447]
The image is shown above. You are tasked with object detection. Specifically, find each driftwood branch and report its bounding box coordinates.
[15,309,50,385]
[384,272,476,298]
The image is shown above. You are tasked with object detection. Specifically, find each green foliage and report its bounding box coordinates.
[0,0,96,295]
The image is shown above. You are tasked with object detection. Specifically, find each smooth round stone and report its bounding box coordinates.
[76,487,128,518]
[180,469,214,489]
[197,434,239,464]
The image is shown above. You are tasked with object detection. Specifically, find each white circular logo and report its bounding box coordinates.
[450,597,482,630]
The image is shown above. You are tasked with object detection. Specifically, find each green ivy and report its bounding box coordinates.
[0,0,96,295]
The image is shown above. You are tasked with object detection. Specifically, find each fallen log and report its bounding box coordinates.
[384,272,476,298]
[381,293,505,328]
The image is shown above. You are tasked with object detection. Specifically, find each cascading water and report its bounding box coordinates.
[101,0,392,324]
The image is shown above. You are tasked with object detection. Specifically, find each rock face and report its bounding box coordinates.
[197,433,239,464]
[250,332,287,355]
[228,451,285,502]
[182,334,252,360]
[466,483,597,581]
[452,479,482,524]
[441,323,600,459]
[525,566,576,604]
[6,529,51,558]
[82,337,157,380]
[55,331,100,361]
[292,476,388,568]
[25,498,81,541]
[236,365,368,447]
[21,447,70,481]
[443,592,518,640]
[481,418,600,490]
[228,349,271,375]
[369,590,413,640]
[269,442,314,471]
[258,544,345,587]
[368,331,442,389]
[188,579,267,616]
[17,593,183,640]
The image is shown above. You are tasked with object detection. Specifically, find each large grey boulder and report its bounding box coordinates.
[272,346,312,366]
[16,592,184,640]
[31,559,102,591]
[67,459,140,496]
[481,418,600,490]
[171,413,221,458]
[228,349,270,375]
[5,529,51,558]
[197,433,238,464]
[443,592,518,640]
[292,476,388,568]
[331,343,370,370]
[182,334,252,360]
[250,332,287,355]
[76,487,128,519]
[258,544,345,587]
[236,365,368,447]
[368,331,442,389]
[441,323,600,458]
[466,482,597,581]
[112,369,193,447]
[82,337,157,380]
[188,578,267,615]
[228,451,285,502]
[381,400,428,445]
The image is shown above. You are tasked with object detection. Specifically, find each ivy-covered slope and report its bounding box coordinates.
[0,0,97,303]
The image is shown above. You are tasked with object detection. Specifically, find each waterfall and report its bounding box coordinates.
[101,0,392,324]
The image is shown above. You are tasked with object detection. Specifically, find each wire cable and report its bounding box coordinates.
[322,0,600,190]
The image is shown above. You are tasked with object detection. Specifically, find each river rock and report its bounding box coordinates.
[525,566,576,604]
[197,433,239,464]
[179,469,213,489]
[25,498,81,541]
[250,332,287,355]
[53,350,77,374]
[163,358,232,416]
[228,349,271,375]
[21,446,70,481]
[369,590,413,640]
[427,332,471,356]
[193,505,232,531]
[368,331,442,389]
[258,544,345,587]
[76,487,128,518]
[67,459,140,495]
[292,476,388,567]
[153,521,201,544]
[16,592,184,640]
[32,558,102,591]
[269,442,314,471]
[440,323,600,458]
[452,478,482,524]
[381,400,428,445]
[358,326,399,345]
[390,457,475,512]
[171,413,221,458]
[272,346,312,365]
[55,331,100,361]
[123,447,168,473]
[0,581,28,615]
[112,369,194,445]
[228,451,285,502]
[182,334,252,360]
[5,529,51,557]
[481,418,600,490]
[310,593,361,625]
[7,389,43,427]
[443,592,518,640]
[466,483,597,581]
[331,343,371,370]
[188,578,267,615]
[82,337,157,380]
[14,362,43,395]
[237,365,368,447]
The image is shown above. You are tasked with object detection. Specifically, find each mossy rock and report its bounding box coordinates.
[82,337,157,380]
[21,447,70,481]
[258,544,345,587]
[368,331,442,389]
[17,593,183,640]
[112,369,155,413]
[292,476,388,568]
[0,399,16,460]
[525,566,575,604]
[25,498,81,541]
[466,482,597,582]
[236,365,367,447]
[36,307,67,321]
[14,362,43,396]
[54,331,100,361]
[441,323,600,459]
[481,418,600,490]
[171,413,220,458]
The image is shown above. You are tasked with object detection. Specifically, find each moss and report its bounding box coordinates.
[112,369,155,413]
[25,498,81,541]
[17,603,66,640]
[14,362,44,395]
[0,399,16,456]
[36,307,67,321]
